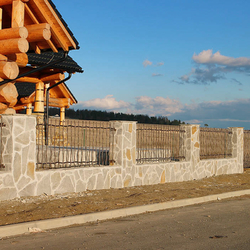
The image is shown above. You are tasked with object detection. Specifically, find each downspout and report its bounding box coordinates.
[0,51,69,86]
[45,73,72,145]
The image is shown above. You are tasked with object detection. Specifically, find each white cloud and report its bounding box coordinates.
[192,50,250,67]
[152,73,163,77]
[157,62,164,66]
[177,50,250,85]
[74,94,250,129]
[134,96,183,116]
[75,95,130,111]
[185,119,203,124]
[143,59,152,67]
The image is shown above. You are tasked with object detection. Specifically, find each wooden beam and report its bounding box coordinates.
[24,3,39,24]
[43,0,76,49]
[0,26,28,40]
[40,73,65,83]
[48,97,70,108]
[0,8,2,30]
[12,0,25,28]
[26,23,51,42]
[31,0,69,51]
[0,82,18,106]
[0,0,29,6]
[7,52,28,67]
[0,60,19,79]
[15,76,39,83]
[29,42,41,54]
[0,38,29,54]
[46,39,58,53]
[19,95,70,108]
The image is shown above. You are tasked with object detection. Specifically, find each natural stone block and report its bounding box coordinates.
[161,170,165,183]
[0,188,17,200]
[19,182,36,197]
[27,162,35,180]
[87,175,96,190]
[3,175,14,187]
[51,172,61,190]
[96,174,104,189]
[123,175,131,187]
[36,175,51,196]
[76,180,86,192]
[55,176,74,194]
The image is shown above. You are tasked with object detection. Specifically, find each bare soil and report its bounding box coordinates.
[0,169,250,226]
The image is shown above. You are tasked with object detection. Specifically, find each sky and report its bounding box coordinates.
[53,0,250,128]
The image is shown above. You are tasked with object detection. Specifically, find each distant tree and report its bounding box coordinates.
[47,107,184,125]
[204,124,209,127]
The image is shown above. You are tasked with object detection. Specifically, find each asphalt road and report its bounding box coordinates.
[0,197,250,250]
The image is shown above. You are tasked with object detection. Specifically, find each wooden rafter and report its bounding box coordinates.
[12,0,25,28]
[30,0,69,51]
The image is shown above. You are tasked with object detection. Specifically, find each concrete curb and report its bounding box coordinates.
[1,189,250,238]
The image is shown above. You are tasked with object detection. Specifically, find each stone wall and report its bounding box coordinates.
[0,116,244,201]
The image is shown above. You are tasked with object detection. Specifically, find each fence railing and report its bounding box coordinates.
[200,127,232,160]
[36,118,113,169]
[136,124,185,164]
[244,130,250,168]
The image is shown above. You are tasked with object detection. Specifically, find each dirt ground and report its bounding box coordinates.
[0,169,250,226]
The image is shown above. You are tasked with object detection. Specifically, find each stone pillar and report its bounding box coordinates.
[231,127,244,173]
[1,115,36,177]
[180,125,192,162]
[190,125,200,169]
[109,121,136,168]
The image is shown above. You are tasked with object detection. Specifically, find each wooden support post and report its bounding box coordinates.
[26,102,32,115]
[33,81,44,113]
[60,107,65,125]
[12,0,25,28]
[44,83,49,103]
[0,61,19,79]
[0,38,29,54]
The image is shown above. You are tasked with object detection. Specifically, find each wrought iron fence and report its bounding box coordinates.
[136,124,185,164]
[244,130,250,168]
[200,127,232,160]
[36,117,113,169]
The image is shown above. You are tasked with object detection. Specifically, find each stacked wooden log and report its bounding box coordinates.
[0,0,54,114]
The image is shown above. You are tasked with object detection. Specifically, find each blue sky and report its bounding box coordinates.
[54,0,250,128]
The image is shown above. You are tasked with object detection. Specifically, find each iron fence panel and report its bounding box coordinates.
[136,124,185,164]
[36,118,113,169]
[200,127,232,160]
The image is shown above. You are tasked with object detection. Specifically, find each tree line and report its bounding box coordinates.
[48,108,185,125]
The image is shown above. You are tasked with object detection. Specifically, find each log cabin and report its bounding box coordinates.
[0,0,83,123]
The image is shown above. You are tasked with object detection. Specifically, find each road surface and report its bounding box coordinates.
[0,197,250,249]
